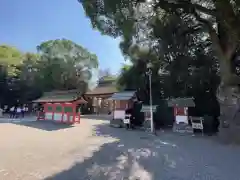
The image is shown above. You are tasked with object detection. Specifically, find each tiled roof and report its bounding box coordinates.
[33,89,85,103]
[108,91,136,100]
[167,97,195,107]
[141,105,158,112]
[85,86,118,95]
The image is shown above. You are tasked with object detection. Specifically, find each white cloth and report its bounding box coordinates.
[16,108,21,113]
[10,107,15,112]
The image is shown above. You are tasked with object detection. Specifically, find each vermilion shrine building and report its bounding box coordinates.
[109,91,137,120]
[33,90,87,123]
[167,97,195,124]
[33,76,139,124]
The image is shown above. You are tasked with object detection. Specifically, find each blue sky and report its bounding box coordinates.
[0,0,124,74]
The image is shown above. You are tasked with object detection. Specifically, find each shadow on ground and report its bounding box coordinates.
[81,114,112,121]
[12,121,74,131]
[46,122,240,180]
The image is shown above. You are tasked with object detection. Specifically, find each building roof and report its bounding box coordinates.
[141,105,158,112]
[85,86,118,96]
[85,76,118,96]
[167,97,195,107]
[33,89,86,103]
[108,91,136,100]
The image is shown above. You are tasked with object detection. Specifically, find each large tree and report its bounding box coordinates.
[0,45,23,76]
[0,46,43,105]
[0,40,99,106]
[37,39,98,91]
[0,45,23,106]
[79,0,240,142]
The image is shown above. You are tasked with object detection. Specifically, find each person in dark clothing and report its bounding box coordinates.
[21,107,25,118]
[125,107,134,129]
[9,106,15,118]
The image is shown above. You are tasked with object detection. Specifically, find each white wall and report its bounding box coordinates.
[175,115,188,124]
[114,110,125,120]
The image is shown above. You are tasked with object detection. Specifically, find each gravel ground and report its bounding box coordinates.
[0,117,240,180]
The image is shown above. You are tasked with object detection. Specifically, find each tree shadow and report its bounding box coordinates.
[46,142,135,180]
[46,123,179,180]
[12,120,74,131]
[46,122,240,180]
[81,114,112,121]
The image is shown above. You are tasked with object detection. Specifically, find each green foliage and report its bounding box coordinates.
[0,45,23,76]
[0,39,99,106]
[37,39,98,69]
[79,0,240,86]
[115,8,220,119]
[36,39,98,91]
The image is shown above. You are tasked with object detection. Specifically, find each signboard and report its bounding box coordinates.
[192,123,203,129]
[123,119,130,124]
[190,117,204,130]
[124,114,131,124]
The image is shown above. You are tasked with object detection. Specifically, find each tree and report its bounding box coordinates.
[37,39,99,91]
[15,53,42,103]
[117,62,149,101]
[79,0,240,142]
[0,40,99,106]
[0,45,23,76]
[0,45,24,106]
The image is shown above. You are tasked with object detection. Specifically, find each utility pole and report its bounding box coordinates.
[146,62,155,134]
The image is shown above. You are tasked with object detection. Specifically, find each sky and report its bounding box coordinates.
[0,0,125,74]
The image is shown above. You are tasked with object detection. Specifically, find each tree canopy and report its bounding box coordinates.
[79,0,239,85]
[79,0,240,141]
[0,39,99,106]
[0,45,23,76]
[37,39,98,91]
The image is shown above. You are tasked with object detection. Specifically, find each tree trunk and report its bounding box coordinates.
[217,83,240,144]
[208,23,240,143]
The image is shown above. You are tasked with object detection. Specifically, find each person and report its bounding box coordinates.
[10,106,15,118]
[0,108,3,118]
[21,106,25,118]
[16,107,21,118]
[25,106,29,115]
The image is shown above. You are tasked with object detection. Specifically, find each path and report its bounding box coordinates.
[0,117,239,180]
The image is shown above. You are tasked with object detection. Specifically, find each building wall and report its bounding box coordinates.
[115,100,133,110]
[92,97,113,114]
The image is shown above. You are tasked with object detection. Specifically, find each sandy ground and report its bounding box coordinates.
[0,117,240,180]
[0,118,114,180]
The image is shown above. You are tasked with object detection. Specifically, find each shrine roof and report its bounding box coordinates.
[85,86,118,96]
[33,89,86,103]
[108,91,136,100]
[84,76,118,96]
[167,97,195,107]
[141,105,158,112]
